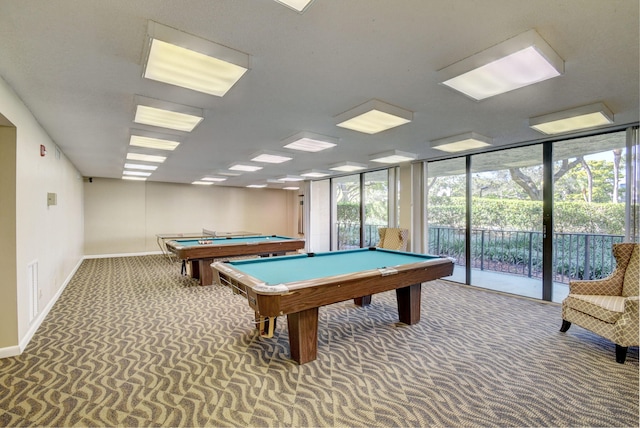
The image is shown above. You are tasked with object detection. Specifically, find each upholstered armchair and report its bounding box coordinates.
[378,227,409,251]
[560,243,639,363]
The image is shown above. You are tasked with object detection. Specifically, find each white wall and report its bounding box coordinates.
[84,178,301,255]
[309,179,331,252]
[399,163,413,250]
[0,76,84,355]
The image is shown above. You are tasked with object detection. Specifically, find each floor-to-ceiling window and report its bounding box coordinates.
[426,158,466,281]
[333,174,362,249]
[471,146,544,298]
[364,170,389,247]
[424,126,638,301]
[552,131,628,301]
[327,169,393,250]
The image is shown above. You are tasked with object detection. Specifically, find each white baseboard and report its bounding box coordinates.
[0,345,21,359]
[84,250,163,259]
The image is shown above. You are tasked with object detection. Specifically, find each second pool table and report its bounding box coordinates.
[166,235,305,285]
[211,247,454,364]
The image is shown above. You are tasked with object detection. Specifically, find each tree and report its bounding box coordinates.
[559,159,617,204]
[579,158,593,203]
[508,157,584,201]
[509,167,542,200]
[613,148,622,203]
[428,150,623,206]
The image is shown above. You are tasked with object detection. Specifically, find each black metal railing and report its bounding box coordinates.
[335,222,624,284]
[427,226,624,284]
[336,223,382,249]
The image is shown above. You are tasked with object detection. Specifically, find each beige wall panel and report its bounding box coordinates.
[84,178,146,255]
[145,182,219,243]
[0,125,18,347]
[85,179,300,255]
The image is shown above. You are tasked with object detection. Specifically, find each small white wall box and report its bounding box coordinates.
[47,192,57,206]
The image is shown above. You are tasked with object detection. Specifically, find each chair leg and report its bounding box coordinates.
[615,345,628,364]
[560,320,571,332]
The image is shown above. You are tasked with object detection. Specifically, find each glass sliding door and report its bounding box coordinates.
[470,146,544,298]
[426,158,466,282]
[421,126,637,302]
[333,174,362,250]
[363,170,389,247]
[552,131,628,302]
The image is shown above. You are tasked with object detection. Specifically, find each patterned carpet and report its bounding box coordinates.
[0,255,637,427]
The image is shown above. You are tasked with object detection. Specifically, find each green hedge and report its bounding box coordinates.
[339,196,625,234]
[428,196,624,235]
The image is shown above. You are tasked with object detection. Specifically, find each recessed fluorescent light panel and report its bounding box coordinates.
[336,99,413,134]
[126,153,167,163]
[123,170,152,177]
[300,169,331,178]
[277,175,304,182]
[214,170,242,176]
[229,163,263,172]
[369,150,417,164]
[430,132,492,153]
[529,102,614,135]
[282,132,338,152]
[329,161,368,172]
[250,151,293,164]
[142,21,249,97]
[122,176,147,181]
[247,184,268,188]
[192,181,214,185]
[129,134,180,151]
[439,29,564,101]
[201,176,227,182]
[274,0,315,13]
[134,96,204,132]
[124,163,158,171]
[283,186,300,190]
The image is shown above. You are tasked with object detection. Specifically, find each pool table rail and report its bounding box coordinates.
[212,255,454,317]
[165,236,304,261]
[211,251,453,364]
[211,249,454,364]
[165,235,305,286]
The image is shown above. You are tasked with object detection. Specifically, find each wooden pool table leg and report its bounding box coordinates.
[195,259,214,286]
[354,295,372,306]
[287,307,319,364]
[396,283,421,325]
[188,260,199,279]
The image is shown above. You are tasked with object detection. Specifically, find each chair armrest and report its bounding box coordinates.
[624,295,639,314]
[617,296,640,348]
[568,278,623,295]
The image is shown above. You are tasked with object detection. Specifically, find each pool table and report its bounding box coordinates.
[211,247,454,364]
[165,235,305,286]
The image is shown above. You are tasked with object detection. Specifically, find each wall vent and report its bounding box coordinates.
[27,260,38,322]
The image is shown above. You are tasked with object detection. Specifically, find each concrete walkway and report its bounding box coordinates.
[444,267,569,303]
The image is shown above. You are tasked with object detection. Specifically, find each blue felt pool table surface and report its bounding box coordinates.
[171,235,295,247]
[226,248,440,285]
